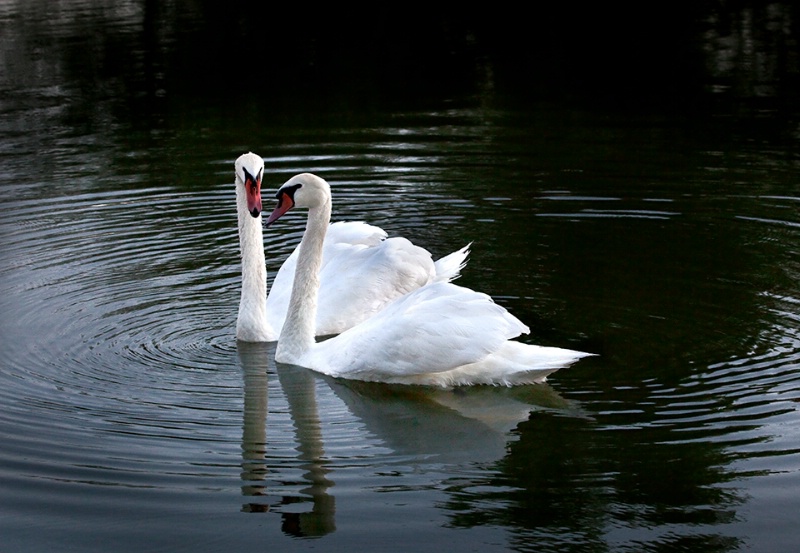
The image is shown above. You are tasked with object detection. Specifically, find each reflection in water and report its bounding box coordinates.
[703,3,796,101]
[237,342,579,539]
[237,342,269,504]
[326,378,578,466]
[468,408,745,552]
[275,364,337,537]
[237,341,336,537]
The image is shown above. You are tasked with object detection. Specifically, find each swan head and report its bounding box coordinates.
[234,152,264,218]
[265,173,331,227]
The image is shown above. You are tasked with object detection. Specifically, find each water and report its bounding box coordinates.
[1,2,799,552]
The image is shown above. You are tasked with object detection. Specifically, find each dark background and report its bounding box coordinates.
[8,1,797,122]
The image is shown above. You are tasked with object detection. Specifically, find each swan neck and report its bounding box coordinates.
[236,193,273,341]
[277,198,331,360]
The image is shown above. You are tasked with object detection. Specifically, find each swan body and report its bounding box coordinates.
[234,153,468,342]
[265,172,594,387]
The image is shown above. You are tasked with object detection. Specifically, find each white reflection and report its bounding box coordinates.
[238,341,577,537]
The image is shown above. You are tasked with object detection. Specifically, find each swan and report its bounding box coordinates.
[234,152,469,342]
[264,172,594,387]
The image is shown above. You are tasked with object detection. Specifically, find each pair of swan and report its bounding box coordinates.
[235,153,468,342]
[235,152,592,386]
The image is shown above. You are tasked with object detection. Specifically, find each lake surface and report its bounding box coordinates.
[1,2,799,552]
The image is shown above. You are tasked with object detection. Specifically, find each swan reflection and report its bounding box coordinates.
[238,342,269,501]
[324,377,576,465]
[237,341,575,537]
[237,341,335,536]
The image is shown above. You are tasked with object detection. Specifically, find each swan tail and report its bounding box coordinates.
[433,243,471,283]
[462,342,595,386]
[382,341,594,387]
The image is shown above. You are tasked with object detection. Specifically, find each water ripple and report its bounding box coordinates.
[2,142,800,550]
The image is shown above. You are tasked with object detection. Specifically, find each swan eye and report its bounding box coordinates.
[274,183,302,203]
[252,170,262,192]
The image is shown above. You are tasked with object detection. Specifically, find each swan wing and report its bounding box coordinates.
[309,281,529,380]
[314,236,438,334]
[266,221,388,331]
[268,222,467,336]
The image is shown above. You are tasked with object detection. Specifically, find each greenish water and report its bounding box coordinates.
[1,3,799,552]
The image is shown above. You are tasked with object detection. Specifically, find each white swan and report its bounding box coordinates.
[265,172,594,387]
[234,152,469,342]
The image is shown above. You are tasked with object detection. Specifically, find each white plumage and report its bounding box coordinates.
[234,152,468,342]
[265,172,594,387]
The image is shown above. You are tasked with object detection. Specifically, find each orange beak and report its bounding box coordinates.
[265,190,295,227]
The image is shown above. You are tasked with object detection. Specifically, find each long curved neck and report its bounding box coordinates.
[276,197,331,361]
[236,190,274,341]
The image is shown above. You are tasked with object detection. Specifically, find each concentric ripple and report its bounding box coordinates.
[0,182,246,444]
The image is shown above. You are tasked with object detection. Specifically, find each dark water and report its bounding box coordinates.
[1,2,799,552]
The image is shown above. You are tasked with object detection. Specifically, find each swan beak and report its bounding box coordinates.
[245,175,262,218]
[265,190,294,227]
